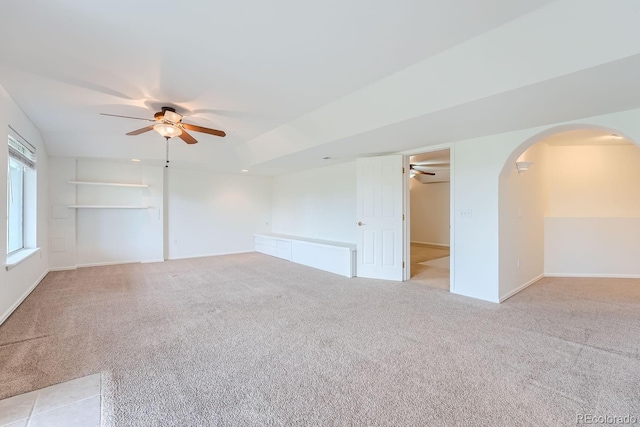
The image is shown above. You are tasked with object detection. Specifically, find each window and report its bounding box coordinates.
[7,133,36,256]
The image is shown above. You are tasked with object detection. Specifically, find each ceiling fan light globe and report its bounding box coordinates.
[153,123,182,138]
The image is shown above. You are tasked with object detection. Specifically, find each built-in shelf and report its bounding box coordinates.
[68,181,149,188]
[67,205,150,209]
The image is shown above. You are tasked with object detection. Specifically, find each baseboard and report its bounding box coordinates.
[76,260,141,268]
[168,250,254,261]
[48,266,77,271]
[499,274,544,303]
[411,241,450,248]
[0,269,49,326]
[544,273,640,279]
[141,259,164,264]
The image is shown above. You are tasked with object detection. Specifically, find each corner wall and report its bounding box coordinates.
[48,158,164,269]
[498,142,547,300]
[167,168,272,259]
[0,85,49,324]
[544,144,640,276]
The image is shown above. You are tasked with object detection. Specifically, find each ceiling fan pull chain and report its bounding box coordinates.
[165,137,170,168]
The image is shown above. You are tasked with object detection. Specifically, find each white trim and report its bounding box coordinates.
[48,266,77,271]
[76,260,141,268]
[6,248,41,271]
[68,181,149,188]
[68,205,150,209]
[141,259,164,264]
[411,241,450,248]
[403,156,410,281]
[0,269,49,326]
[499,274,544,302]
[401,141,454,156]
[168,250,254,261]
[545,273,640,279]
[403,143,455,290]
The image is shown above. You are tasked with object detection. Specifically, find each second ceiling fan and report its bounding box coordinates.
[101,106,226,144]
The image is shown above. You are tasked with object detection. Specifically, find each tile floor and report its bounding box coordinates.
[0,374,101,427]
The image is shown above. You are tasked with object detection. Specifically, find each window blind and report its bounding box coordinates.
[8,134,36,170]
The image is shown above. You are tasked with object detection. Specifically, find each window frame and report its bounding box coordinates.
[6,129,36,259]
[7,156,26,255]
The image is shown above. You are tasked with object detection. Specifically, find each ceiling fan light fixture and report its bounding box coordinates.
[153,123,182,138]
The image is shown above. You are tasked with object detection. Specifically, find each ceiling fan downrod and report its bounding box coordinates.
[165,136,170,168]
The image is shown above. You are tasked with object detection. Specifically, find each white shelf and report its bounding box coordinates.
[68,205,150,209]
[68,181,149,188]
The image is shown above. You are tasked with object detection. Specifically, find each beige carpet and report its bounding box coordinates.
[1,253,639,426]
[410,243,450,290]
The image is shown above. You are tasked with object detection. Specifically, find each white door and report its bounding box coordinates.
[356,155,405,280]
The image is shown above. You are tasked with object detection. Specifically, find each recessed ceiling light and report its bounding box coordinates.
[241,169,249,172]
[131,158,141,162]
[610,133,623,139]
[322,156,331,160]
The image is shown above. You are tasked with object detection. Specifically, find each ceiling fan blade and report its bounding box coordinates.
[410,166,436,176]
[411,165,441,171]
[179,130,198,144]
[411,161,450,167]
[182,123,226,137]
[100,113,155,122]
[126,125,155,136]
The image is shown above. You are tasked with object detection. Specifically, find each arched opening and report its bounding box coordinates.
[498,124,640,301]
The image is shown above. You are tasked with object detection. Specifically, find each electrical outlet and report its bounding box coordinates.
[517,258,520,268]
[460,209,472,219]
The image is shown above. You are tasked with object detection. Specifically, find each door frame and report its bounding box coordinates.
[402,143,455,292]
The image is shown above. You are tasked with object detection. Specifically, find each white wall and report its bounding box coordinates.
[48,157,77,269]
[498,143,547,300]
[167,168,272,259]
[410,179,450,246]
[271,162,357,243]
[546,144,640,217]
[544,144,640,276]
[0,85,49,324]
[545,218,640,277]
[48,158,163,269]
[47,160,271,267]
[75,160,163,266]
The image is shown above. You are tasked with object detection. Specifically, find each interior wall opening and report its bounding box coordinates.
[408,149,451,291]
[498,127,640,301]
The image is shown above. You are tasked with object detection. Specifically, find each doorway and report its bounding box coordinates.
[407,149,451,290]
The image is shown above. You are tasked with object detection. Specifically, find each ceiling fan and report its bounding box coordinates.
[409,164,436,176]
[100,106,226,144]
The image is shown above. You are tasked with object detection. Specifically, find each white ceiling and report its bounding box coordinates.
[1,0,638,175]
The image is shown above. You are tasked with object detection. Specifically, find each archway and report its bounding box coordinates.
[498,124,640,301]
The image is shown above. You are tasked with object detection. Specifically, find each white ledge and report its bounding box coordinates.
[6,248,41,271]
[68,205,150,209]
[68,180,149,187]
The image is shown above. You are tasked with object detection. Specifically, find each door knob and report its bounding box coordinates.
[357,221,365,226]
